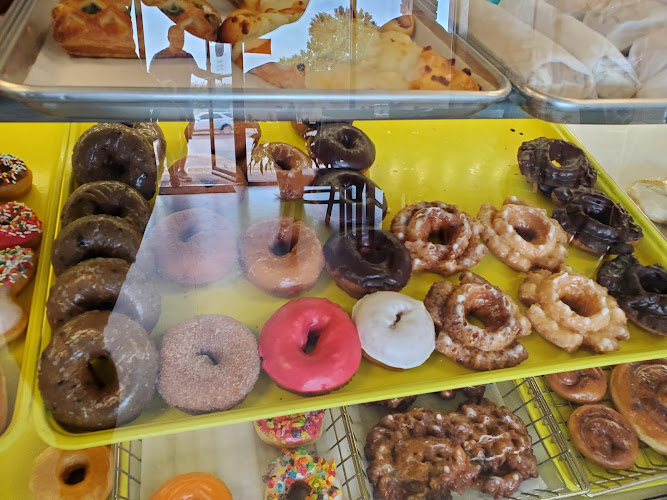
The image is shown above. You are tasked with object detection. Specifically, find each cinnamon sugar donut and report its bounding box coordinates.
[478,197,568,272]
[390,201,487,276]
[545,368,607,404]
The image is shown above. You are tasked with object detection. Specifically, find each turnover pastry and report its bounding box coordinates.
[143,0,222,40]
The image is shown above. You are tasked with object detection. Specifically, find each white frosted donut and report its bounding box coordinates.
[352,291,435,369]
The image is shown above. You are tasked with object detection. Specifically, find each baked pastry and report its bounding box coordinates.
[627,178,667,225]
[545,368,607,403]
[143,0,222,41]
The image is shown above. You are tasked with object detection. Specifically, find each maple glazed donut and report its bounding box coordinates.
[477,197,568,272]
[552,187,642,254]
[60,181,151,232]
[38,311,158,431]
[258,297,361,395]
[239,217,324,295]
[518,137,597,196]
[0,153,33,199]
[390,201,487,276]
[0,201,42,249]
[324,229,411,298]
[597,254,667,336]
[545,368,608,404]
[309,123,376,172]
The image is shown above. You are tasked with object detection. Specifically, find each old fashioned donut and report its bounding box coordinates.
[518,137,597,197]
[308,123,376,172]
[254,410,325,448]
[152,472,232,500]
[38,310,158,430]
[597,254,667,336]
[610,359,667,455]
[29,446,113,500]
[258,297,361,395]
[0,246,36,343]
[478,197,568,272]
[0,153,33,199]
[519,267,629,353]
[158,314,260,414]
[552,187,643,255]
[424,272,531,371]
[545,368,607,403]
[568,404,639,470]
[234,121,261,160]
[250,142,314,200]
[61,181,151,232]
[150,207,236,286]
[51,215,143,276]
[239,217,324,295]
[323,229,411,298]
[391,201,487,276]
[365,396,418,412]
[264,447,341,500]
[72,123,158,200]
[352,291,435,369]
[46,258,161,332]
[0,201,42,249]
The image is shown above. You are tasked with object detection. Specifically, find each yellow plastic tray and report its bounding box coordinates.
[0,123,68,452]
[32,119,667,449]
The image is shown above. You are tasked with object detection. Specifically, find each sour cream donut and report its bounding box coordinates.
[0,201,42,249]
[352,291,435,369]
[259,297,361,395]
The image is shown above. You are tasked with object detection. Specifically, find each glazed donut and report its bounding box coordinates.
[0,153,33,199]
[46,258,161,332]
[264,447,341,500]
[61,181,151,232]
[72,123,158,200]
[352,291,435,369]
[254,410,325,448]
[0,246,36,343]
[250,142,314,200]
[150,208,237,286]
[424,272,531,371]
[0,364,7,435]
[51,215,143,276]
[597,254,667,336]
[29,446,113,500]
[478,197,568,272]
[439,385,486,401]
[324,229,411,298]
[391,201,487,276]
[308,123,376,172]
[610,359,667,455]
[234,121,261,160]
[365,396,418,412]
[239,217,324,296]
[379,15,415,36]
[258,297,361,395]
[0,201,42,249]
[152,472,232,500]
[519,267,629,353]
[518,137,597,197]
[568,404,639,470]
[126,122,167,164]
[545,368,607,404]
[552,187,643,255]
[158,314,260,414]
[38,311,158,430]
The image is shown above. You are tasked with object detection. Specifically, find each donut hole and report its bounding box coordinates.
[61,462,88,485]
[302,330,320,354]
[428,224,458,246]
[270,234,298,257]
[286,481,313,500]
[101,157,127,177]
[583,196,619,227]
[179,225,201,242]
[87,356,118,390]
[506,211,550,244]
[637,269,667,294]
[198,349,219,366]
[560,292,599,317]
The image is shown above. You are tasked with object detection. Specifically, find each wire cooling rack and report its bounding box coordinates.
[531,371,667,497]
[344,379,589,500]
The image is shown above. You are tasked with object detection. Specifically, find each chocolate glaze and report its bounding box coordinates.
[309,123,376,171]
[518,137,597,197]
[127,122,167,163]
[38,311,158,431]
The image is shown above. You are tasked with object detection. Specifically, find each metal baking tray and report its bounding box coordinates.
[0,0,510,122]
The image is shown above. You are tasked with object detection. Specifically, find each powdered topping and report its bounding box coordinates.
[0,245,34,286]
[263,447,341,499]
[0,154,28,185]
[256,410,325,445]
[0,202,42,240]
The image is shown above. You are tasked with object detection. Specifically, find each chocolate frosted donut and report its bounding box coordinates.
[38,311,158,431]
[323,229,411,298]
[60,181,152,232]
[127,122,167,164]
[309,123,376,172]
[552,187,642,254]
[46,258,161,333]
[597,254,667,336]
[518,137,597,196]
[72,123,159,199]
[291,119,353,139]
[51,215,143,276]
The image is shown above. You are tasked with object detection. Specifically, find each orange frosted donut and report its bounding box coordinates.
[29,446,113,500]
[151,472,232,500]
[239,217,324,295]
